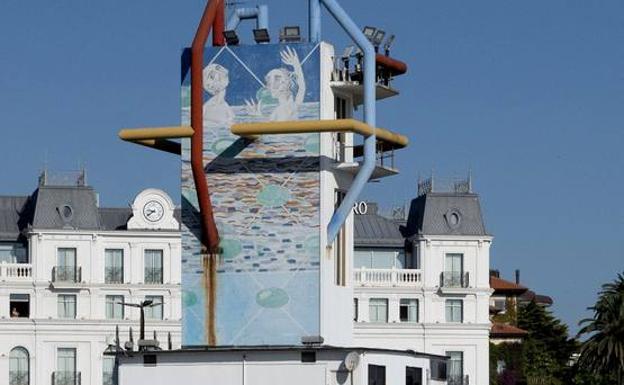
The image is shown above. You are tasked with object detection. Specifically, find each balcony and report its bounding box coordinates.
[0,262,33,281]
[440,271,470,288]
[52,266,82,284]
[52,371,81,385]
[105,267,124,284]
[354,267,422,287]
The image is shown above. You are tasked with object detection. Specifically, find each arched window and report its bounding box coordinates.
[9,347,29,385]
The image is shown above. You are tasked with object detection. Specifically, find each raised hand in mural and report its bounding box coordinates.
[244,98,262,116]
[280,46,305,106]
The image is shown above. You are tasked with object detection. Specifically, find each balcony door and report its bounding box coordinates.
[445,351,464,385]
[445,253,463,286]
[57,348,76,385]
[57,248,76,282]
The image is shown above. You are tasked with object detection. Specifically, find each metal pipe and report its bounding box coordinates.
[119,126,194,141]
[320,0,376,246]
[191,0,223,255]
[376,54,408,76]
[309,0,321,42]
[226,6,269,31]
[231,119,408,149]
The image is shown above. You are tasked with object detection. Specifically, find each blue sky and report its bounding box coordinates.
[1,0,622,334]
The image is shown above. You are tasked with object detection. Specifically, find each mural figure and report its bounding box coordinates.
[246,46,306,121]
[203,63,234,127]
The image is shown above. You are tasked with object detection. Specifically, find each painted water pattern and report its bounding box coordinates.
[181,43,321,346]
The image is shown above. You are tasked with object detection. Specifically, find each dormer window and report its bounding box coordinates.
[444,208,462,230]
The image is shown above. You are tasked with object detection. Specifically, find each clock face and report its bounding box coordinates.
[143,200,164,222]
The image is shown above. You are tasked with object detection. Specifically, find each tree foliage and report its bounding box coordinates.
[577,272,624,384]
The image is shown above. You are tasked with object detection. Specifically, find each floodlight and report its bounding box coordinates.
[362,26,377,41]
[342,45,355,59]
[383,34,395,55]
[253,28,270,44]
[223,30,240,45]
[280,26,301,42]
[372,29,386,46]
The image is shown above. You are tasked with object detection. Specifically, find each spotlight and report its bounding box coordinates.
[362,26,377,42]
[383,34,395,56]
[372,29,386,47]
[280,26,301,42]
[342,46,355,59]
[253,28,270,44]
[223,30,240,46]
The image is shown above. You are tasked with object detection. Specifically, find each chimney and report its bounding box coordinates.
[515,269,520,284]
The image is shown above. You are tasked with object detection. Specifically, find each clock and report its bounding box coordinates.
[143,200,164,222]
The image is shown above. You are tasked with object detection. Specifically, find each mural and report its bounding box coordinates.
[181,43,321,346]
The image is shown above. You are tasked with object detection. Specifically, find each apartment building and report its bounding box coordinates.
[0,172,181,385]
[352,182,492,385]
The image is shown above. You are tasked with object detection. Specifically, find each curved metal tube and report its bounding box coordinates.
[320,0,377,246]
[309,0,321,42]
[191,0,224,254]
[226,5,269,31]
[376,54,408,76]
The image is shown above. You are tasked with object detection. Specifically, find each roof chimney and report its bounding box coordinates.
[515,269,520,284]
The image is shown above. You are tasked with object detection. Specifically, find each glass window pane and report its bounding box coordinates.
[144,250,163,284]
[10,347,29,385]
[354,251,372,269]
[371,251,395,269]
[145,296,163,320]
[369,298,388,323]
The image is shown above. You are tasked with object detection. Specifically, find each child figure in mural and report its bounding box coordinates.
[203,63,234,128]
[246,46,306,121]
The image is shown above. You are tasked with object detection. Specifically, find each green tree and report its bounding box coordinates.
[577,272,624,384]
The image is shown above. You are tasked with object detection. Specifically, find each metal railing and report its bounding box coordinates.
[354,267,422,287]
[52,371,81,385]
[9,372,29,385]
[448,374,469,385]
[52,266,81,283]
[440,271,470,288]
[0,262,32,280]
[105,267,124,284]
[144,268,163,284]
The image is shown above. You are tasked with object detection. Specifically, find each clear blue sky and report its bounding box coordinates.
[1,0,622,334]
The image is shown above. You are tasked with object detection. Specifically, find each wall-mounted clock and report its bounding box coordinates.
[143,200,165,222]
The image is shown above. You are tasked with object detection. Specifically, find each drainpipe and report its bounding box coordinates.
[320,0,376,246]
[226,5,269,31]
[309,0,321,42]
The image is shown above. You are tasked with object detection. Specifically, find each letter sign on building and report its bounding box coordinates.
[353,201,368,215]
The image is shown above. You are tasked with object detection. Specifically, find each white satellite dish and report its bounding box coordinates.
[344,352,360,372]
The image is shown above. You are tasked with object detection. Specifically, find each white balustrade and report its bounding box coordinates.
[354,267,422,287]
[0,262,33,280]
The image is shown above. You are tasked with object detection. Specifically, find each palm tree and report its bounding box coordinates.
[577,272,624,384]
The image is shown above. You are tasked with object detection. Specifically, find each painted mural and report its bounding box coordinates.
[180,43,321,346]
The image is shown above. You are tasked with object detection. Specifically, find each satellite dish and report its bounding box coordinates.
[344,352,360,371]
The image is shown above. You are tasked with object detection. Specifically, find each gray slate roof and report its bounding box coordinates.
[0,196,32,241]
[32,186,101,230]
[354,205,405,248]
[405,193,487,237]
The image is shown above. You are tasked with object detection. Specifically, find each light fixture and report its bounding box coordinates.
[342,46,355,59]
[280,26,301,42]
[223,30,240,46]
[372,29,386,47]
[383,34,395,56]
[253,28,270,44]
[362,26,377,41]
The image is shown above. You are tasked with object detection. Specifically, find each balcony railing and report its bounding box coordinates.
[144,268,163,284]
[52,371,81,385]
[354,267,422,287]
[105,267,124,284]
[9,372,29,385]
[0,262,32,280]
[448,374,469,385]
[52,266,82,283]
[440,271,470,288]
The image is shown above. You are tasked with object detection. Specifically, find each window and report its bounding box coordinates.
[144,296,163,320]
[105,249,124,284]
[56,348,77,385]
[399,299,418,322]
[56,248,77,282]
[0,243,27,264]
[492,297,507,313]
[334,190,346,286]
[103,356,117,385]
[405,367,423,385]
[445,299,463,323]
[334,97,349,161]
[106,295,124,319]
[444,253,463,287]
[58,295,76,319]
[9,294,29,318]
[144,250,163,284]
[353,298,359,321]
[368,365,386,385]
[446,351,464,385]
[369,298,388,323]
[430,359,447,381]
[9,347,29,385]
[354,249,412,269]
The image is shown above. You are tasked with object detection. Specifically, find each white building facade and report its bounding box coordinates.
[352,191,493,385]
[0,174,181,385]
